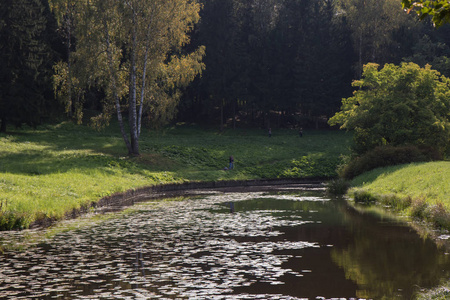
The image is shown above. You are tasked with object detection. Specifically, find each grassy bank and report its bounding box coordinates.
[0,122,351,229]
[350,161,450,228]
[351,161,450,206]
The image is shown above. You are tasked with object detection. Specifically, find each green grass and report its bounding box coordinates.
[0,122,352,229]
[351,162,450,206]
[350,161,450,231]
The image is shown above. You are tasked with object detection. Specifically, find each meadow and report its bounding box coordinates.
[0,122,352,229]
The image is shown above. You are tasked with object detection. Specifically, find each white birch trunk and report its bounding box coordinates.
[103,19,133,154]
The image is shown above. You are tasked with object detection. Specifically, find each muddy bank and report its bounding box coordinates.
[30,178,325,229]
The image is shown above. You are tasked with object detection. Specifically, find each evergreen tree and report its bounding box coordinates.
[0,0,56,132]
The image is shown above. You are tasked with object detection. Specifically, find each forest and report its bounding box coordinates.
[2,0,450,133]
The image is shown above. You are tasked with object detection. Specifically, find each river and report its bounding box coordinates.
[0,184,448,299]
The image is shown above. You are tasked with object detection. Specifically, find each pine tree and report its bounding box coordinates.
[0,0,55,131]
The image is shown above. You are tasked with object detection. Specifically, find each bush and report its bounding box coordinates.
[339,145,440,179]
[329,63,450,156]
[326,178,351,195]
[427,202,450,229]
[378,194,412,211]
[352,189,377,204]
[410,197,429,219]
[0,211,30,230]
[410,199,450,229]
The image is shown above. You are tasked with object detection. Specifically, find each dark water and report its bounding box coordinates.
[0,187,449,299]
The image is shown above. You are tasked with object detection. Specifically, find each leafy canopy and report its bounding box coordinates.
[329,62,450,154]
[50,0,204,155]
[402,0,450,27]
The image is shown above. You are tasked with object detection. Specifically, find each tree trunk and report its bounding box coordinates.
[137,54,147,139]
[67,4,73,119]
[220,99,224,132]
[137,18,154,139]
[358,30,363,79]
[129,14,139,156]
[103,19,132,154]
[232,99,236,129]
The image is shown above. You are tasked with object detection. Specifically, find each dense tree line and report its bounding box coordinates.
[2,0,450,133]
[180,0,450,129]
[0,0,61,132]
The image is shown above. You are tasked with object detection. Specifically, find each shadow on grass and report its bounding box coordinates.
[350,162,430,187]
[0,122,352,180]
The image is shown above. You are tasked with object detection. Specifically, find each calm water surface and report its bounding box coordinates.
[0,187,449,299]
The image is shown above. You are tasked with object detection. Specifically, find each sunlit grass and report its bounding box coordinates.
[0,122,352,229]
[350,161,450,231]
[351,162,450,206]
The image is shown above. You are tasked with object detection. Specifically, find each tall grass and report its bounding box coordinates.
[0,122,351,229]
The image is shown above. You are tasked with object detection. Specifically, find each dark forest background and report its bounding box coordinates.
[2,0,450,131]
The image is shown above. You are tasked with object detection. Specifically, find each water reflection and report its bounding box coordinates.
[0,189,448,299]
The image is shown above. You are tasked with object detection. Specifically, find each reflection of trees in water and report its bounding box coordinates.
[331,205,450,299]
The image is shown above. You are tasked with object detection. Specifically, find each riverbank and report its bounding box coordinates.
[350,161,450,229]
[0,121,351,230]
[348,161,450,300]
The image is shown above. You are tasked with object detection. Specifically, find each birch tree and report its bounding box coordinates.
[56,0,204,155]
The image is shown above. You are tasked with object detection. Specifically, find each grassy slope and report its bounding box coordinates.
[351,161,450,206]
[0,122,351,228]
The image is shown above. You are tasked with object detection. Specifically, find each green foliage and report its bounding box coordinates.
[183,0,354,128]
[381,194,413,211]
[353,189,450,230]
[326,178,351,195]
[352,189,378,204]
[329,62,450,155]
[427,201,450,228]
[403,35,450,78]
[410,197,429,219]
[402,0,450,28]
[0,0,57,131]
[51,0,205,155]
[339,145,441,179]
[339,0,417,76]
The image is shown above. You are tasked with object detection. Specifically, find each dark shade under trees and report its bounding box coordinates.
[0,0,60,132]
